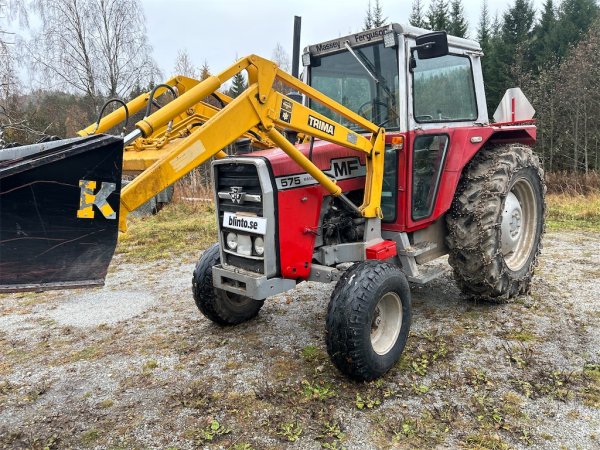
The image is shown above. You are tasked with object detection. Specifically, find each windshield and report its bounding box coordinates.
[310,43,400,130]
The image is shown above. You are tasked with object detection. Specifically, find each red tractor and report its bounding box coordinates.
[193,25,544,380]
[0,24,544,381]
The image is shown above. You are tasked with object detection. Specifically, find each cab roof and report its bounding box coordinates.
[305,23,482,58]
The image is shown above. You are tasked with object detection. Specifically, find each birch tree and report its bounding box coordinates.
[173,48,198,78]
[23,0,158,108]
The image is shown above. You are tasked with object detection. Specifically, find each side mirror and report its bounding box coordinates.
[414,31,449,60]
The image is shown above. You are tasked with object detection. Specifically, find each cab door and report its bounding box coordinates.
[408,131,453,225]
[404,44,484,230]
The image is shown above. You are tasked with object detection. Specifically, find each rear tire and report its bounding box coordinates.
[326,261,412,381]
[192,243,264,325]
[446,144,545,301]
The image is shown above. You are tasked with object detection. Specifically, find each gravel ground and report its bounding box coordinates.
[0,231,598,449]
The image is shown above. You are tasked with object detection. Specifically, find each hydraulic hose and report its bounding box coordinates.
[144,84,178,118]
[308,136,315,161]
[92,99,129,135]
[211,93,225,108]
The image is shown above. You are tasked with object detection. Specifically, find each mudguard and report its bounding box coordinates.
[0,135,123,292]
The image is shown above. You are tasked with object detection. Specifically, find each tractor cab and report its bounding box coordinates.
[302,24,487,131]
[301,24,488,232]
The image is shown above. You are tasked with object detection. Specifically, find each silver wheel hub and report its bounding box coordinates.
[501,192,523,254]
[501,178,538,271]
[370,292,402,356]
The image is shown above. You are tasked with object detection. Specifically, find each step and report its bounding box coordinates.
[407,265,446,284]
[397,241,437,257]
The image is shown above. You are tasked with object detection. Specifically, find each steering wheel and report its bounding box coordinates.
[358,99,400,127]
[357,99,390,123]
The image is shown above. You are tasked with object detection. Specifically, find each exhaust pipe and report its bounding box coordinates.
[292,15,302,79]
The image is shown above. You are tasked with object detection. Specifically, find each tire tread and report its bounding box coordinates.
[446,144,546,302]
[192,243,264,325]
[326,261,410,381]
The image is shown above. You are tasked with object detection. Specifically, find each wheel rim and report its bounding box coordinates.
[219,290,251,311]
[370,292,403,356]
[501,177,537,271]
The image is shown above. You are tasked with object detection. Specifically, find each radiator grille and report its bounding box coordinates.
[215,162,266,274]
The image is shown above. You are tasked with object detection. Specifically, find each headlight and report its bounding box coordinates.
[226,232,238,250]
[254,236,265,256]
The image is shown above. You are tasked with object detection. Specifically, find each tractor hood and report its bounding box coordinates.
[250,138,368,181]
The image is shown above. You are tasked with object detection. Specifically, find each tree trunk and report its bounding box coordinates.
[583,99,588,175]
[549,102,554,172]
[573,108,579,173]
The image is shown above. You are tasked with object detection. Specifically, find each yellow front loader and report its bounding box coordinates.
[0,54,385,292]
[108,55,385,231]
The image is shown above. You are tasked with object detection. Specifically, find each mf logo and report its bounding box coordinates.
[332,158,360,178]
[229,186,245,204]
[77,180,116,220]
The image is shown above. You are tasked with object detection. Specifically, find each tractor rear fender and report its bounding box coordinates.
[447,124,537,210]
[401,124,536,233]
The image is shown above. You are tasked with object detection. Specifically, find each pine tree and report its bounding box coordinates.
[199,60,210,81]
[502,0,535,46]
[364,0,386,30]
[364,0,374,30]
[409,0,426,28]
[372,0,387,27]
[486,0,535,115]
[481,8,506,117]
[477,0,491,48]
[555,0,600,58]
[490,11,502,38]
[529,0,557,72]
[228,72,247,98]
[427,0,450,31]
[448,0,468,37]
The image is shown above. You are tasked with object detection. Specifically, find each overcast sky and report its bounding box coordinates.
[142,0,544,77]
[4,0,544,80]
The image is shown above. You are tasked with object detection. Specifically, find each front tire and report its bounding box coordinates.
[326,261,412,381]
[446,144,545,301]
[192,243,264,325]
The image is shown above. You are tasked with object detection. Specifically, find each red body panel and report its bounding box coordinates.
[253,140,368,279]
[276,186,322,279]
[249,124,536,280]
[252,139,367,177]
[385,125,536,232]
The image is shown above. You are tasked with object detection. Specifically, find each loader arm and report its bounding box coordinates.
[118,54,386,231]
[76,76,274,172]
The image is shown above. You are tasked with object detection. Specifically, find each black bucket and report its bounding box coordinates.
[0,135,124,292]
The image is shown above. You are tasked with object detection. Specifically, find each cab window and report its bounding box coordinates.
[412,134,449,220]
[310,43,400,129]
[381,146,398,221]
[413,54,477,123]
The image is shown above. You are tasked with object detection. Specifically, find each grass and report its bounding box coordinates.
[115,191,598,265]
[546,193,600,232]
[114,189,598,264]
[116,202,218,262]
[503,330,537,342]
